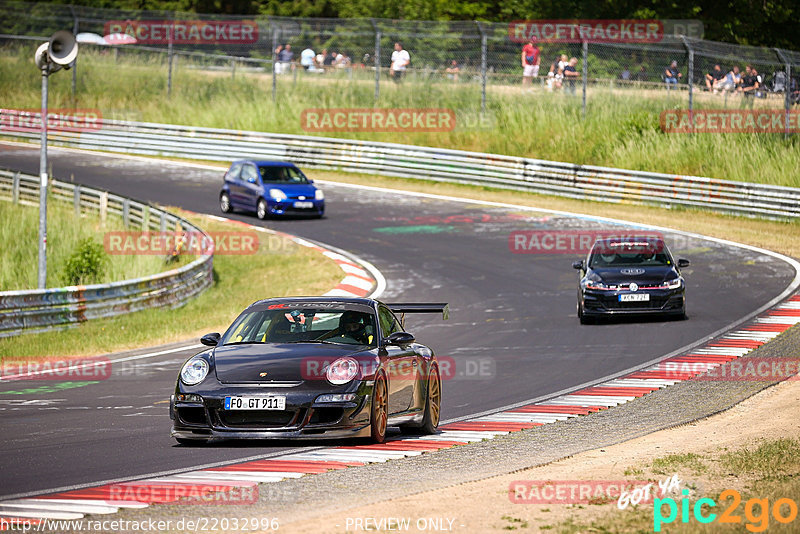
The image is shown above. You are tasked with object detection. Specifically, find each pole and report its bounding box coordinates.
[774,48,792,139]
[167,28,173,97]
[70,8,78,99]
[271,28,278,102]
[38,67,49,289]
[582,40,587,119]
[371,20,381,102]
[477,22,487,112]
[681,36,693,134]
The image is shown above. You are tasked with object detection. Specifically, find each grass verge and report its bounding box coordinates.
[0,199,191,290]
[0,208,344,360]
[1,46,799,186]
[555,437,800,533]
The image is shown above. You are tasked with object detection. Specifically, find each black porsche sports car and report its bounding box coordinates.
[573,236,689,323]
[170,297,448,444]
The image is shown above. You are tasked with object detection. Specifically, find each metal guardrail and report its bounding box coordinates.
[1,111,799,219]
[0,169,214,338]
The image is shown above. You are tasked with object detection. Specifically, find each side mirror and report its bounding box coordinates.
[200,332,221,346]
[384,331,415,345]
[307,179,314,184]
[572,260,585,270]
[677,258,690,268]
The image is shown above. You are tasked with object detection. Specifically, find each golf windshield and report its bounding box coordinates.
[588,240,671,268]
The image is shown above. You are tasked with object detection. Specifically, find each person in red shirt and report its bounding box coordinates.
[521,37,540,86]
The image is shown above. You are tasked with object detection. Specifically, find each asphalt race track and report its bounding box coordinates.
[0,142,796,498]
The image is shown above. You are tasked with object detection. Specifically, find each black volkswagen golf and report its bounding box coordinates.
[573,236,689,323]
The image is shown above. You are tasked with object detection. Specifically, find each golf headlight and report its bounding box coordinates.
[583,278,608,290]
[662,277,683,289]
[315,189,324,200]
[269,188,287,201]
[180,358,209,385]
[326,357,359,385]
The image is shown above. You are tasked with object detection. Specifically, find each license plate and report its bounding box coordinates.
[224,396,286,410]
[293,201,313,208]
[619,293,650,302]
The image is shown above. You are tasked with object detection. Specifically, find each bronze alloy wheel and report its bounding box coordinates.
[370,375,388,443]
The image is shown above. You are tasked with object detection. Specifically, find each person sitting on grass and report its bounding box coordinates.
[705,64,726,93]
[739,65,760,108]
[664,60,682,90]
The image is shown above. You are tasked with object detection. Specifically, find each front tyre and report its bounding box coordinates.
[370,374,388,443]
[257,198,268,220]
[220,192,232,213]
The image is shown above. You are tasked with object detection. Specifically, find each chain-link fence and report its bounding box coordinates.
[2,1,799,134]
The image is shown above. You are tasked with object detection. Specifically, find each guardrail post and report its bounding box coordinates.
[371,19,380,102]
[73,184,80,215]
[582,40,588,119]
[12,172,19,204]
[122,199,130,227]
[477,22,487,112]
[142,204,150,230]
[99,192,108,225]
[231,58,236,80]
[774,48,792,139]
[160,211,167,233]
[681,36,694,134]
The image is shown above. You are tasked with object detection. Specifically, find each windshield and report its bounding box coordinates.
[259,165,309,184]
[588,240,672,268]
[220,307,377,347]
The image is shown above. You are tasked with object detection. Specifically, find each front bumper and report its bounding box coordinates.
[267,198,324,216]
[170,389,371,441]
[580,287,685,316]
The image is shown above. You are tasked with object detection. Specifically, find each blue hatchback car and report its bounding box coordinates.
[219,160,324,219]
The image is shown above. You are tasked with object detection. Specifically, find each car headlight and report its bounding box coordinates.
[662,277,683,289]
[326,357,359,385]
[315,189,324,201]
[582,279,609,290]
[269,188,287,201]
[180,357,209,386]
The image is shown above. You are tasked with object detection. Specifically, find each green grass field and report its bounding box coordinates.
[1,45,798,187]
[0,199,191,290]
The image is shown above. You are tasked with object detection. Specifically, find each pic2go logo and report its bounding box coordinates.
[654,489,798,532]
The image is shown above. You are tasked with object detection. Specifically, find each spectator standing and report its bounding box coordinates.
[521,37,540,86]
[664,60,682,90]
[705,64,725,93]
[390,42,410,82]
[300,47,315,71]
[276,43,293,74]
[445,59,460,82]
[563,57,579,94]
[739,65,760,108]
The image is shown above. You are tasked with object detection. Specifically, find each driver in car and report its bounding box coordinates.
[320,311,374,345]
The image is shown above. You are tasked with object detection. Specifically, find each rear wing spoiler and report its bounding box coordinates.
[388,303,449,325]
